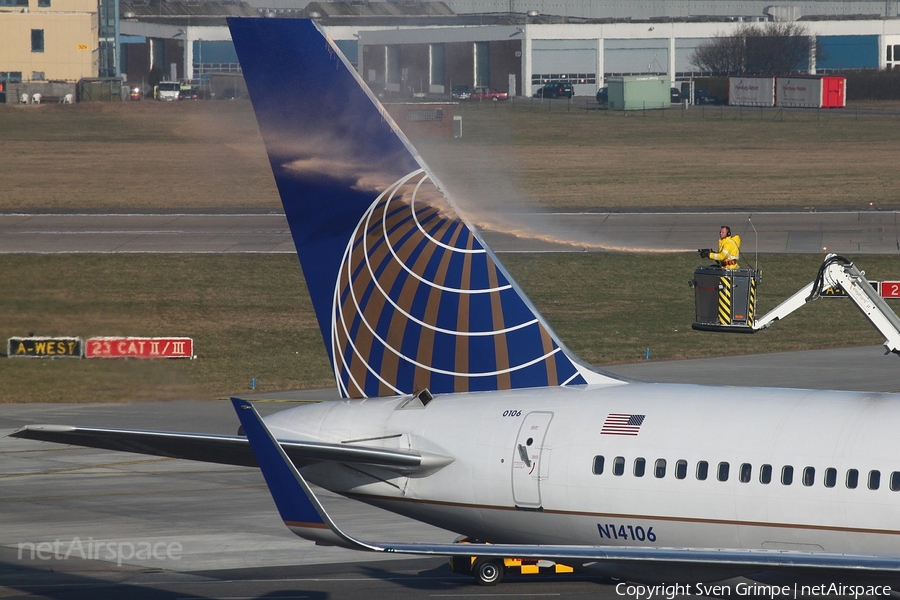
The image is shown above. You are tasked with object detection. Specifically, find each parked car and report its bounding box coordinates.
[156,81,181,101]
[533,81,574,99]
[595,86,608,105]
[471,86,508,101]
[693,88,721,105]
[671,87,684,103]
[451,84,471,100]
[181,85,201,100]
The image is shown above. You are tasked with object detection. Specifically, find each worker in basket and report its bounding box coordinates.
[699,226,741,269]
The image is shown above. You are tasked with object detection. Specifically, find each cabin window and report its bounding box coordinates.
[824,467,837,488]
[803,467,815,487]
[781,465,794,485]
[634,457,646,477]
[696,461,708,481]
[613,456,625,476]
[846,469,859,489]
[739,463,752,483]
[654,459,666,478]
[760,464,772,484]
[592,455,604,475]
[891,471,900,492]
[869,470,881,490]
[675,459,687,480]
[717,462,730,482]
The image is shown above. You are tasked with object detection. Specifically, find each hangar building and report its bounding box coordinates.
[3,0,900,99]
[355,17,896,98]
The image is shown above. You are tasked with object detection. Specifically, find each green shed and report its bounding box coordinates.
[607,75,671,111]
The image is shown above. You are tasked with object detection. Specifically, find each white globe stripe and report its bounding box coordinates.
[331,223,401,399]
[561,371,581,386]
[359,170,533,335]
[343,249,562,377]
[361,193,538,338]
[333,253,404,397]
[409,172,484,255]
[331,169,566,392]
[331,240,352,395]
[377,171,511,296]
[332,307,399,398]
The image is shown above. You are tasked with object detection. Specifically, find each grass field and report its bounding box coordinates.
[421,99,900,214]
[4,99,900,213]
[0,252,890,402]
[0,101,281,212]
[1,99,898,401]
[0,255,327,402]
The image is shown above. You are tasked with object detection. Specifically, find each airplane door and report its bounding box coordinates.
[511,411,553,509]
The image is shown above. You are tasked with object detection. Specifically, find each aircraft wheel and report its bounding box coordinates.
[473,557,504,586]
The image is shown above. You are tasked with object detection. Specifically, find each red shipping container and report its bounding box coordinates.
[821,76,846,108]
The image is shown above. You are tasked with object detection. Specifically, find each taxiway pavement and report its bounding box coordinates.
[1,211,898,254]
[3,346,898,598]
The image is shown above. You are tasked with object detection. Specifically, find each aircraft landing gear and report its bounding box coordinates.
[472,557,505,586]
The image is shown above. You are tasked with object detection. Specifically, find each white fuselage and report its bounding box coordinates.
[264,382,900,555]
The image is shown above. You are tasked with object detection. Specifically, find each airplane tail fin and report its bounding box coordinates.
[228,18,622,398]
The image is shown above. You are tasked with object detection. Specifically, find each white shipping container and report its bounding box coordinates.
[777,77,822,108]
[728,77,775,106]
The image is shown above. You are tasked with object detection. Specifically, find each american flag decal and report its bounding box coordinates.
[601,413,645,436]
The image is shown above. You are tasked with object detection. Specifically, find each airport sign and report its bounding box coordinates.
[85,337,193,359]
[7,337,83,358]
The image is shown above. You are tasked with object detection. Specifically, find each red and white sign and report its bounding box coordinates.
[86,337,194,359]
[882,281,900,299]
[776,77,819,107]
[728,76,775,107]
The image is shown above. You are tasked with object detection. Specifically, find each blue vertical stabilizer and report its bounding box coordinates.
[228,18,621,397]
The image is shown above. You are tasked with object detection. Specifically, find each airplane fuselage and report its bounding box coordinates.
[265,382,900,557]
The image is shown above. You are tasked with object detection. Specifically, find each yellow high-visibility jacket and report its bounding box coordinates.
[710,234,741,269]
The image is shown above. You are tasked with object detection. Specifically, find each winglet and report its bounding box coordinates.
[230,397,377,550]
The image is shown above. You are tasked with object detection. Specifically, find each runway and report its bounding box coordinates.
[1,210,898,254]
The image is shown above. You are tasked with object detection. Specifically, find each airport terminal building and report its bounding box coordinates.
[3,0,900,99]
[355,18,893,99]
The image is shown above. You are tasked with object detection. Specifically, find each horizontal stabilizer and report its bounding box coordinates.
[10,422,451,476]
